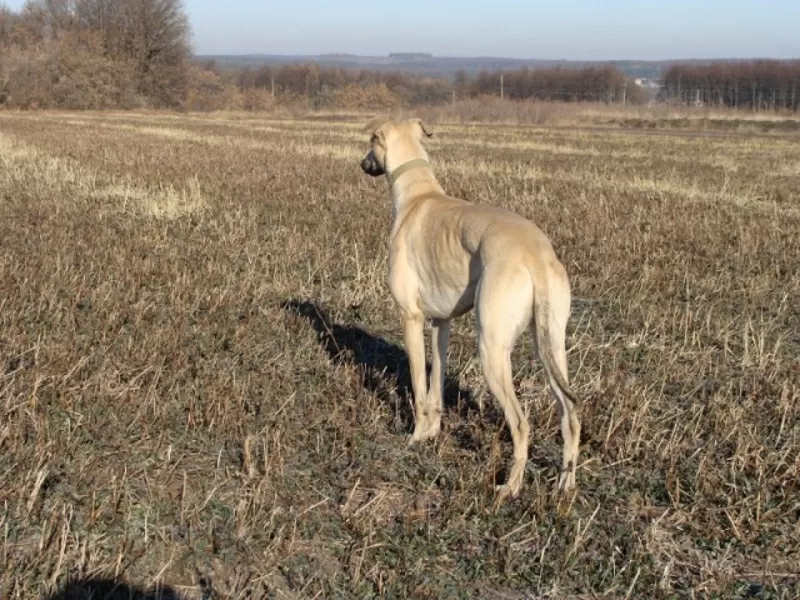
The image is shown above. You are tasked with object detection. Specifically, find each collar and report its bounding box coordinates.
[388,158,430,187]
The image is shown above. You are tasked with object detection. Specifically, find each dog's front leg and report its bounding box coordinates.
[426,318,450,439]
[404,311,435,444]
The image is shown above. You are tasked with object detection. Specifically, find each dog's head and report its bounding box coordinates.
[360,118,433,178]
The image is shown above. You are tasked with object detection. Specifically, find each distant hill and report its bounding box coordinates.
[194,54,755,81]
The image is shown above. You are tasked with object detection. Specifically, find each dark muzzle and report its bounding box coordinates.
[360,152,385,177]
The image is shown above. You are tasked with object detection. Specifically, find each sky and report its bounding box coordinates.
[4,0,799,60]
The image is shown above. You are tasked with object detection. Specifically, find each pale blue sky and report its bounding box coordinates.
[4,0,798,59]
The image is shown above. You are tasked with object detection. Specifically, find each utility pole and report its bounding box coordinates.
[622,80,627,105]
[271,75,275,99]
[500,72,504,100]
[452,89,456,105]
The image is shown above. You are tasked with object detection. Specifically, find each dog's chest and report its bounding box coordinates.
[389,243,477,319]
[419,281,476,319]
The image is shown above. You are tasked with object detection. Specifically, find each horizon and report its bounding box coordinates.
[3,0,799,61]
[195,51,799,62]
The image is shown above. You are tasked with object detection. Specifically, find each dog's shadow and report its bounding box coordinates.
[44,577,184,600]
[282,300,484,446]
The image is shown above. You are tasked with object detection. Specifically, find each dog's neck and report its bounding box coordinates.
[388,158,430,188]
[387,158,443,223]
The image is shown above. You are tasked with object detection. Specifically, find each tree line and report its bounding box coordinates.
[232,63,647,107]
[660,61,800,111]
[0,0,191,108]
[232,63,452,108]
[1,1,798,112]
[458,65,646,103]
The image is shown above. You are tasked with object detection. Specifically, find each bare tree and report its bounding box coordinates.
[0,4,12,46]
[109,0,191,105]
[661,61,800,111]
[0,0,191,107]
[76,0,191,105]
[462,65,632,103]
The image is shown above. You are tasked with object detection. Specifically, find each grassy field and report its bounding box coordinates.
[1,110,799,599]
[413,99,800,132]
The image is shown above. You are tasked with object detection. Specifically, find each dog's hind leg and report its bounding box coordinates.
[534,281,581,491]
[476,267,532,503]
[480,340,529,504]
[550,316,581,491]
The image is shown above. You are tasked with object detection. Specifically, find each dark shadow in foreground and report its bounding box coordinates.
[44,578,184,600]
[281,299,480,439]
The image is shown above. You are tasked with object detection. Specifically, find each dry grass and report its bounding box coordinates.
[1,110,799,599]
[410,98,800,132]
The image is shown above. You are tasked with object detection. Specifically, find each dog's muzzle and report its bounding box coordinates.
[360,151,385,177]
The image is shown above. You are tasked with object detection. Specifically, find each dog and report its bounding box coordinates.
[360,118,581,503]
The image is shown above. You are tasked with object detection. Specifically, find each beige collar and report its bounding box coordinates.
[388,158,430,187]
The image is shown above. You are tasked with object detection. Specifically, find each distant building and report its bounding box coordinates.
[634,78,661,89]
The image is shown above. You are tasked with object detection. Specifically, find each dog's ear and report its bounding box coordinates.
[364,118,388,138]
[409,118,433,140]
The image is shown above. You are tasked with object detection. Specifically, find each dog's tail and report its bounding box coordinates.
[532,284,581,410]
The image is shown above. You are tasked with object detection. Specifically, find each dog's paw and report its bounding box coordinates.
[407,429,437,446]
[407,420,441,445]
[407,429,428,446]
[558,470,576,492]
[492,483,520,510]
[494,482,522,507]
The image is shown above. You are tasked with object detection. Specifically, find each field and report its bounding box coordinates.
[1,110,799,599]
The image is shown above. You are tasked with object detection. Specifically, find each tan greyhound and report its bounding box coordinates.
[360,118,581,503]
